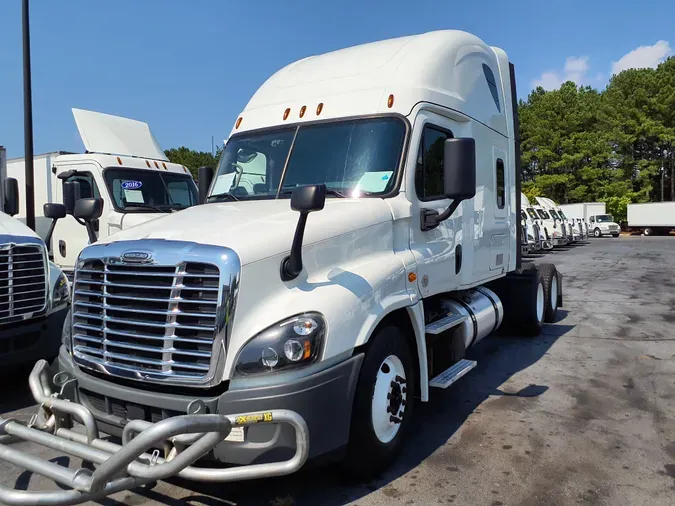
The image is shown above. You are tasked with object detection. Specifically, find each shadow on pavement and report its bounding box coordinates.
[4,319,575,506]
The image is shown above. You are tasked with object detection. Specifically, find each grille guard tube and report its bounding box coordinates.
[0,360,310,506]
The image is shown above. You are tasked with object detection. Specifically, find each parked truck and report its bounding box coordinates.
[627,202,675,236]
[0,146,70,371]
[8,109,199,279]
[0,30,564,504]
[559,202,618,238]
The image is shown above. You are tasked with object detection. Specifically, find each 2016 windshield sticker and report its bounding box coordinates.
[121,180,143,190]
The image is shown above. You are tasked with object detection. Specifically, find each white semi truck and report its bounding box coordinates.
[0,30,564,504]
[8,109,199,279]
[627,202,675,236]
[0,146,71,371]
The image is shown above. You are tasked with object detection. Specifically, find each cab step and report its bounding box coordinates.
[425,312,468,335]
[429,359,477,389]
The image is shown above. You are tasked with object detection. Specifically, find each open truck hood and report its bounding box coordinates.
[72,108,168,161]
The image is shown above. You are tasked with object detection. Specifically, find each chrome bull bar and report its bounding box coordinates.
[0,360,310,506]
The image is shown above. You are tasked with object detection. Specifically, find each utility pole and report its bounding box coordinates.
[22,0,36,230]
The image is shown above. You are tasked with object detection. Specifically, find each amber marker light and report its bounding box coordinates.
[300,105,306,118]
[116,157,122,165]
[408,272,417,282]
[283,108,291,120]
[235,117,243,129]
[388,94,395,108]
[316,102,324,115]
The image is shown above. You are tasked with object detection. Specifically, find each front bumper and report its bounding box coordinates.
[57,349,364,465]
[0,306,68,369]
[0,360,313,506]
[552,237,566,246]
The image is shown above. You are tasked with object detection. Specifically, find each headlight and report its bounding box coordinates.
[233,312,326,377]
[52,270,70,307]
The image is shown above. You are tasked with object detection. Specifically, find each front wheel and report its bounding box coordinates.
[539,264,559,323]
[344,325,416,479]
[593,228,602,238]
[644,228,653,236]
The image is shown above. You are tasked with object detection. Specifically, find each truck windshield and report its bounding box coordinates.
[596,214,614,223]
[104,168,198,213]
[558,210,568,219]
[548,209,560,219]
[526,208,538,220]
[208,117,406,201]
[537,209,551,219]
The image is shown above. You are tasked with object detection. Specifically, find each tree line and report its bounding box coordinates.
[166,57,675,222]
[520,57,675,221]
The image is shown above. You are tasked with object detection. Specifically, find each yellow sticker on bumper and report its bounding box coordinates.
[235,412,273,425]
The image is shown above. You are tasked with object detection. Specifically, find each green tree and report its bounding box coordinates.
[164,146,222,179]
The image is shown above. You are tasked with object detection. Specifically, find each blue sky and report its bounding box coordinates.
[1,0,673,158]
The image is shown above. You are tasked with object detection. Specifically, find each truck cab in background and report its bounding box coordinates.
[0,147,70,370]
[7,109,199,279]
[520,193,543,253]
[533,204,565,246]
[536,196,578,243]
[0,30,566,504]
[588,213,620,238]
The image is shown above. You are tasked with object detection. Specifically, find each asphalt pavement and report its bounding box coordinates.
[1,236,674,506]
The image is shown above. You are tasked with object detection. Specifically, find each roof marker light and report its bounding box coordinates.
[116,157,122,165]
[154,161,159,169]
[299,105,306,118]
[145,160,151,168]
[235,117,242,129]
[162,162,167,170]
[283,108,291,120]
[387,94,395,108]
[316,102,323,115]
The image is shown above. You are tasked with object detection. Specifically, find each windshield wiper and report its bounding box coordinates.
[279,188,375,198]
[207,192,239,202]
[122,203,174,213]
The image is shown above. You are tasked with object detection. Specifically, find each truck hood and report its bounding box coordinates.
[96,198,395,265]
[72,108,168,161]
[0,212,42,240]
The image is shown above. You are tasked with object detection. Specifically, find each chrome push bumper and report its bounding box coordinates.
[0,360,310,506]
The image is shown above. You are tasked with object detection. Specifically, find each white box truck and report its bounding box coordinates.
[1,146,70,371]
[627,202,675,235]
[0,30,565,504]
[559,202,619,238]
[8,109,200,279]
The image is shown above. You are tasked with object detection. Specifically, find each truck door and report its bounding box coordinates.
[409,112,464,297]
[489,146,509,271]
[53,166,102,275]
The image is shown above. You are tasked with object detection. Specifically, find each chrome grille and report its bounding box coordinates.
[72,260,221,383]
[0,243,47,322]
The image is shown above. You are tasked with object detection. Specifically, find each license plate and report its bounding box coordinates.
[225,426,245,442]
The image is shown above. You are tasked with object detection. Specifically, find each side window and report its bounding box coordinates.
[495,159,505,209]
[415,125,452,201]
[482,64,501,112]
[64,172,100,200]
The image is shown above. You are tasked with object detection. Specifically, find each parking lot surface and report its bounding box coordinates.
[1,237,674,506]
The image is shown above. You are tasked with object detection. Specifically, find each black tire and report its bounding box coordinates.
[539,264,559,323]
[612,234,620,238]
[344,325,416,480]
[593,228,602,238]
[516,268,546,337]
[644,228,653,236]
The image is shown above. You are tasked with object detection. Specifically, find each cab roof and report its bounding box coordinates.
[232,30,510,138]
